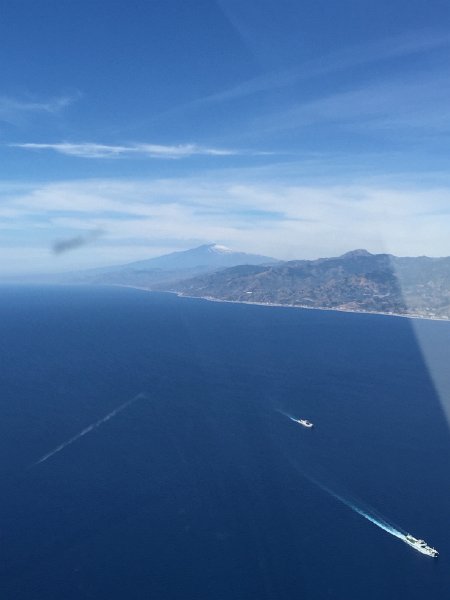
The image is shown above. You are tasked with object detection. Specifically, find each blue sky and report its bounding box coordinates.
[2,0,450,273]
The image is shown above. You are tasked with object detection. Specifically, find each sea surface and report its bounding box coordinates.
[1,285,450,600]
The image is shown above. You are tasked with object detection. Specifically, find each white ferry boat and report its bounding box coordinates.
[404,534,438,557]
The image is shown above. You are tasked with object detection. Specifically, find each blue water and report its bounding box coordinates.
[1,285,450,599]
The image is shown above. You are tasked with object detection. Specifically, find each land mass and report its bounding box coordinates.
[165,249,450,320]
[23,245,450,320]
[55,243,277,288]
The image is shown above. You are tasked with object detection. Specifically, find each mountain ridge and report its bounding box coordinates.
[18,244,450,319]
[56,243,278,287]
[166,249,450,320]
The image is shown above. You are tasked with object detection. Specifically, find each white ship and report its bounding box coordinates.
[404,534,438,557]
[296,418,314,428]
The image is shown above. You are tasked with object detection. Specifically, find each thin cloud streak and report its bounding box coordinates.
[0,94,78,123]
[11,142,244,159]
[149,30,450,116]
[251,67,450,136]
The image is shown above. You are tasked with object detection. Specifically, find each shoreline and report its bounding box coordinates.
[111,284,450,323]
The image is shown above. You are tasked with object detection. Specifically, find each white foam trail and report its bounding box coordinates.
[276,409,301,423]
[345,498,405,540]
[310,476,406,541]
[33,393,146,466]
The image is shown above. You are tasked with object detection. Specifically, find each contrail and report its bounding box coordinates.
[308,475,406,541]
[33,393,146,466]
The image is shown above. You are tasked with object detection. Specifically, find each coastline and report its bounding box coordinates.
[110,284,450,323]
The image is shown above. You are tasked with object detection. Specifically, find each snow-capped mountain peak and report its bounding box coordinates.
[66,244,278,283]
[208,244,233,254]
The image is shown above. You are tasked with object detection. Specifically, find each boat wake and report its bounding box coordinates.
[278,412,436,555]
[276,409,303,424]
[308,476,407,541]
[309,476,438,556]
[32,392,147,466]
[276,408,314,428]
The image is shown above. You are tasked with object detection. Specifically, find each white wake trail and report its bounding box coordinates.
[308,476,406,541]
[276,409,301,423]
[33,393,146,466]
[345,498,406,540]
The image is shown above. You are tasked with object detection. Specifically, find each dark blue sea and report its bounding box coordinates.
[1,285,450,599]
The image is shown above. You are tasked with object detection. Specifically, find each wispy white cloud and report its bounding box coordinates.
[10,141,245,159]
[250,66,450,137]
[2,175,450,275]
[155,30,450,113]
[0,94,78,124]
